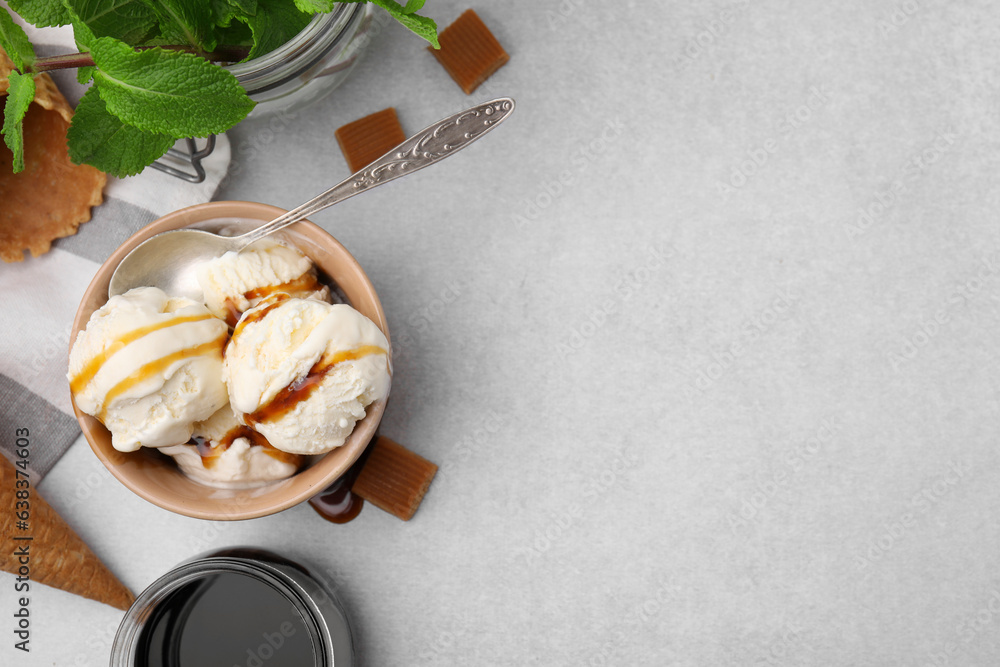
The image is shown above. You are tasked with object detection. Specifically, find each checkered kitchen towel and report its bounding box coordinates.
[0,21,231,479]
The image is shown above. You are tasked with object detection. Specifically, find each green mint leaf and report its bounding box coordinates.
[67,87,175,177]
[228,0,259,15]
[1,71,35,173]
[241,0,311,60]
[0,8,36,71]
[66,0,158,44]
[77,64,96,84]
[7,0,73,28]
[293,0,333,12]
[212,0,257,28]
[390,10,437,48]
[71,14,97,50]
[342,0,438,48]
[90,37,254,136]
[374,0,438,48]
[215,22,253,54]
[139,0,217,51]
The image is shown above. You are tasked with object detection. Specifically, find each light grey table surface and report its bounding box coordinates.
[7,1,1000,665]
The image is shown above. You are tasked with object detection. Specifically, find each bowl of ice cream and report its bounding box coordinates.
[68,201,391,520]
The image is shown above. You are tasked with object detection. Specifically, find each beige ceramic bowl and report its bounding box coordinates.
[69,201,389,520]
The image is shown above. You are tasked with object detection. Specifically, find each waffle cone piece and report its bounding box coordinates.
[0,455,134,610]
[0,47,106,262]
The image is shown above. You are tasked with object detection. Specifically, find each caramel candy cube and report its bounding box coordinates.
[334,107,407,173]
[429,9,509,94]
[352,436,438,521]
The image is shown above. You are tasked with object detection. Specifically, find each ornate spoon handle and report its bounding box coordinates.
[236,98,516,248]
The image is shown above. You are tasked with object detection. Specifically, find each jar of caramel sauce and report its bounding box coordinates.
[111,548,353,666]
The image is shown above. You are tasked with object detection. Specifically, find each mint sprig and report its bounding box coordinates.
[1,1,439,178]
[241,0,313,60]
[144,0,217,51]
[6,0,72,30]
[372,0,438,49]
[0,7,35,71]
[2,71,35,172]
[66,0,159,44]
[341,0,439,49]
[67,87,176,176]
[90,37,254,136]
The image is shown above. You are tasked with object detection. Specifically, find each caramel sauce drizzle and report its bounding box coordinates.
[98,337,226,421]
[194,426,302,469]
[245,345,386,426]
[70,313,215,395]
[221,273,321,328]
[222,299,243,329]
[230,293,291,340]
[244,273,321,302]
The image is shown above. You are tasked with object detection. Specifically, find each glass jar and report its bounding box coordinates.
[110,548,354,667]
[226,3,375,118]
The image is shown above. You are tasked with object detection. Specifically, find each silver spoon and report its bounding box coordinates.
[109,98,516,300]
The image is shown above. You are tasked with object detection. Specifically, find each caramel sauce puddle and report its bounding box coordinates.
[308,446,375,524]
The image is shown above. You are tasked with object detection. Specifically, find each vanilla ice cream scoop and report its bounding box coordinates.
[68,287,229,452]
[196,239,331,326]
[160,406,302,488]
[224,295,391,455]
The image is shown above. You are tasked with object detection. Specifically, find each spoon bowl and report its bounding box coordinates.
[107,229,240,300]
[108,98,515,300]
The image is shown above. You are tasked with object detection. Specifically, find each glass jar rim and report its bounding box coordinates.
[110,556,332,666]
[224,4,359,89]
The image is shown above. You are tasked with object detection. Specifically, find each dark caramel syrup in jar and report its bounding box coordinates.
[136,571,315,666]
